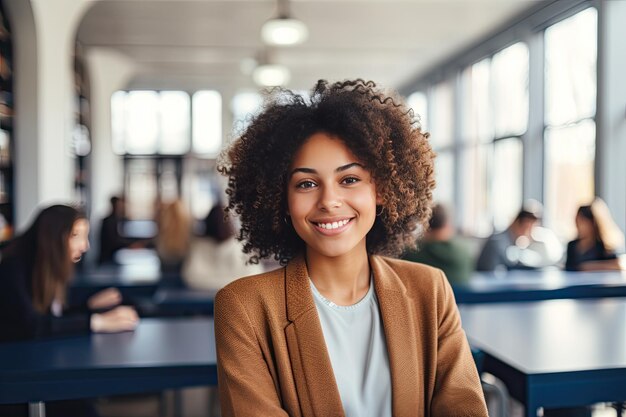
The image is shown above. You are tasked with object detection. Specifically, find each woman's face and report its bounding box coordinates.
[287,132,380,261]
[575,213,594,239]
[68,219,90,263]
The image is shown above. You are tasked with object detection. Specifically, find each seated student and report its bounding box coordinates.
[155,199,191,276]
[565,198,624,271]
[0,205,139,417]
[182,204,264,291]
[476,200,561,272]
[0,204,139,342]
[98,196,134,264]
[401,203,473,285]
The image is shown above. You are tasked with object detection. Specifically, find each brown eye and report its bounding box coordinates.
[296,180,316,189]
[342,177,360,185]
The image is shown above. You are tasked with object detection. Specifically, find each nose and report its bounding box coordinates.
[317,183,342,211]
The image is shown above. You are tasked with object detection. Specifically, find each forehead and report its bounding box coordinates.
[291,132,360,169]
[72,218,90,232]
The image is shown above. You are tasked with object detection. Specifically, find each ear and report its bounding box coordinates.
[376,192,384,206]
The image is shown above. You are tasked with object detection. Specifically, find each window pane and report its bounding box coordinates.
[407,91,427,131]
[231,92,262,133]
[545,8,597,126]
[433,151,454,207]
[125,91,159,154]
[461,59,491,144]
[492,43,529,137]
[160,92,190,154]
[125,159,157,220]
[185,159,217,220]
[429,81,454,148]
[544,119,595,240]
[111,91,127,155]
[492,138,523,231]
[460,144,491,237]
[192,90,222,156]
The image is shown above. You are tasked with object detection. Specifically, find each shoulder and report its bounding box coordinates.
[373,256,447,292]
[216,267,285,308]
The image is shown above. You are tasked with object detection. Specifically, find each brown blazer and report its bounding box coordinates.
[214,255,488,417]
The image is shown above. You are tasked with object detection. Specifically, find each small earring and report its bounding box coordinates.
[376,206,384,216]
[284,214,290,225]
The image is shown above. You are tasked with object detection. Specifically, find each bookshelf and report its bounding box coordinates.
[73,42,91,215]
[0,1,13,242]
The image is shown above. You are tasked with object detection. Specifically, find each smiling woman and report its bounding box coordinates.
[215,79,488,417]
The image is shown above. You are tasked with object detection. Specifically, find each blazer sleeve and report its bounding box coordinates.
[430,270,489,416]
[0,258,91,342]
[214,287,289,417]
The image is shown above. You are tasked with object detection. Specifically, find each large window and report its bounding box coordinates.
[544,7,597,239]
[111,90,222,156]
[459,42,528,236]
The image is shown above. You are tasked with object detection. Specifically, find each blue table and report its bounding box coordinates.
[454,269,626,304]
[459,298,626,417]
[144,288,217,316]
[0,317,217,416]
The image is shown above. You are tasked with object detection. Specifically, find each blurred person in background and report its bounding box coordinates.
[155,199,191,276]
[401,203,473,285]
[182,204,264,291]
[476,200,562,272]
[98,195,137,265]
[565,198,624,271]
[0,205,138,416]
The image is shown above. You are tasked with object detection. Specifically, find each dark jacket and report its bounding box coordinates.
[0,255,90,342]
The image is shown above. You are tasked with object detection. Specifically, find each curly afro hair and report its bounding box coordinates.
[218,79,435,265]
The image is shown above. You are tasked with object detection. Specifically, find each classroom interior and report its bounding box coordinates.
[0,0,626,416]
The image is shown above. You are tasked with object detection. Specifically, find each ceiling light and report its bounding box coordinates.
[261,0,308,46]
[252,64,291,87]
[262,18,308,46]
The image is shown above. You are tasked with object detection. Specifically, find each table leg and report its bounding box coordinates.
[28,401,46,417]
[173,390,182,417]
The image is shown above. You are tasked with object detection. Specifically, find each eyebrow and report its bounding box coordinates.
[290,162,364,178]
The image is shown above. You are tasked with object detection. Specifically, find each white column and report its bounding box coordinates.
[2,0,39,228]
[85,47,136,223]
[597,0,626,237]
[29,0,95,206]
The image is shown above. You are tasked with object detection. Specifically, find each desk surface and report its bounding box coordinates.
[0,318,217,404]
[460,297,626,373]
[454,269,626,303]
[460,298,626,413]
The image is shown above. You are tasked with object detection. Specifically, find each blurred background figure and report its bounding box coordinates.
[0,204,138,342]
[98,196,136,265]
[155,199,191,275]
[565,198,624,271]
[476,200,562,272]
[182,204,264,291]
[0,204,139,417]
[401,203,473,285]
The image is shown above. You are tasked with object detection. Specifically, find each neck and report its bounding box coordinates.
[578,235,596,250]
[306,246,371,306]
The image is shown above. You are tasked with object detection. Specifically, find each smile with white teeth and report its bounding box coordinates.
[316,219,350,229]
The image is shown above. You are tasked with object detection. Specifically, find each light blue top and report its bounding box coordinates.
[310,276,392,417]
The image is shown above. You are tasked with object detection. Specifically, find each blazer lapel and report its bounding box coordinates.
[284,256,345,417]
[371,255,422,416]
